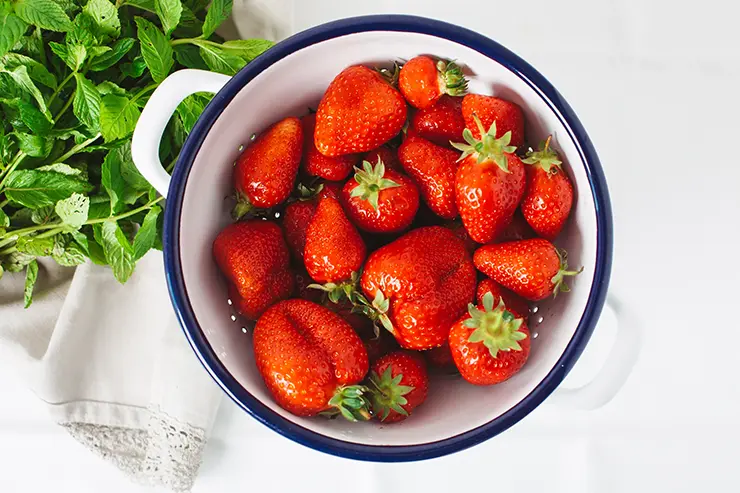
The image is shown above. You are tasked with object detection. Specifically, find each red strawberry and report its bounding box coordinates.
[253,299,370,420]
[364,146,402,172]
[462,94,524,146]
[364,332,399,364]
[315,66,407,156]
[453,115,526,243]
[410,95,466,147]
[213,221,294,320]
[476,278,529,320]
[360,226,476,350]
[341,158,420,233]
[449,291,530,385]
[398,134,459,219]
[233,117,302,219]
[301,113,360,181]
[474,239,582,301]
[424,341,455,369]
[521,137,574,240]
[369,351,428,422]
[281,182,338,262]
[295,269,323,303]
[496,209,537,243]
[398,56,467,109]
[304,196,366,283]
[443,220,477,255]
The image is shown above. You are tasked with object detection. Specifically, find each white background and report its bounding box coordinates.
[3,0,740,491]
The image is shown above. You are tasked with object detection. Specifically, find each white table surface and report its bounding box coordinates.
[3,0,740,491]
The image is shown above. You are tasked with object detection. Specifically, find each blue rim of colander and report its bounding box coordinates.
[163,14,613,462]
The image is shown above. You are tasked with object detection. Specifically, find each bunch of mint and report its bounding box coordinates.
[0,0,272,307]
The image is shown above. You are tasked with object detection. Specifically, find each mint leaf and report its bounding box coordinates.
[132,205,160,260]
[174,44,207,70]
[14,132,52,157]
[96,220,135,283]
[1,65,49,117]
[120,56,146,78]
[36,162,81,176]
[0,208,9,235]
[221,39,273,62]
[201,0,231,38]
[67,13,96,48]
[73,73,101,133]
[0,6,29,59]
[1,53,57,89]
[13,0,73,32]
[96,81,126,96]
[30,204,54,225]
[156,0,182,35]
[122,0,156,13]
[52,236,86,266]
[23,259,38,308]
[55,192,89,230]
[102,148,126,213]
[176,92,211,132]
[4,169,92,209]
[2,251,35,272]
[135,17,173,83]
[173,5,202,38]
[84,0,120,39]
[90,37,135,71]
[114,141,150,191]
[16,235,55,256]
[49,41,86,71]
[197,42,245,76]
[100,94,140,142]
[15,99,52,135]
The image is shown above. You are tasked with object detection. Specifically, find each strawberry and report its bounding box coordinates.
[398,56,467,109]
[461,94,524,146]
[301,113,360,181]
[443,220,477,255]
[369,351,428,422]
[424,341,455,369]
[449,292,530,385]
[364,332,399,364]
[410,95,466,147]
[398,134,459,219]
[453,115,526,243]
[496,209,537,243]
[314,65,407,156]
[213,220,294,320]
[282,182,339,262]
[233,117,302,219]
[304,196,367,283]
[474,239,582,301]
[476,278,529,320]
[295,269,323,303]
[364,145,402,172]
[521,137,574,240]
[360,226,476,350]
[253,299,371,420]
[341,158,420,233]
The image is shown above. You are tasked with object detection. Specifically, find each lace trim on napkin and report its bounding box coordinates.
[63,407,207,492]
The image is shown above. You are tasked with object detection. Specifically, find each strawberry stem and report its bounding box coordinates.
[436,59,468,97]
[522,135,563,174]
[231,192,253,221]
[551,248,584,297]
[349,158,400,210]
[464,292,528,359]
[369,365,414,421]
[308,271,361,304]
[326,385,373,422]
[451,114,517,172]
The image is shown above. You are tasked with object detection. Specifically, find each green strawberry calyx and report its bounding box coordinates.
[551,248,584,297]
[451,114,517,172]
[350,158,400,211]
[232,191,253,221]
[369,365,415,421]
[308,271,361,304]
[522,136,563,175]
[436,59,468,97]
[295,181,324,201]
[325,385,373,422]
[354,289,395,337]
[464,292,528,359]
[377,61,401,87]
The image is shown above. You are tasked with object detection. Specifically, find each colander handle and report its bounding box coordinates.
[131,69,231,198]
[549,294,640,410]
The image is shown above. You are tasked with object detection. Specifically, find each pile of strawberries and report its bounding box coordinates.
[212,56,581,424]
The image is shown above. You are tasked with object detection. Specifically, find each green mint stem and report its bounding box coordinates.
[0,151,28,191]
[0,199,8,208]
[0,246,17,256]
[54,134,101,163]
[54,95,74,122]
[48,71,76,108]
[84,196,164,225]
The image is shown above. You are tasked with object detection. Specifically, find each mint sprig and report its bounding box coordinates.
[0,0,274,306]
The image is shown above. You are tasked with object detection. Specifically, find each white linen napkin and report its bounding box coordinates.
[0,253,223,492]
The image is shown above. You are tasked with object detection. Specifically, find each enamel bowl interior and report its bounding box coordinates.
[177,30,597,446]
